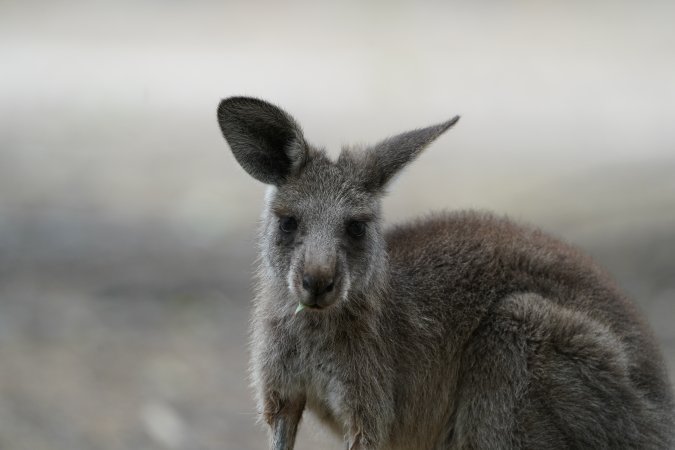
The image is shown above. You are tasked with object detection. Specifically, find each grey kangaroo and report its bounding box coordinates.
[216,96,674,449]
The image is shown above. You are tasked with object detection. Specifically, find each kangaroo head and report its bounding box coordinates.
[217,97,458,312]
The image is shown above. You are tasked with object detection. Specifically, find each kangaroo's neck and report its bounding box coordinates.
[346,255,391,318]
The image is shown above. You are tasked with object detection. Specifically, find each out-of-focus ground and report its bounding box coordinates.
[1,1,674,449]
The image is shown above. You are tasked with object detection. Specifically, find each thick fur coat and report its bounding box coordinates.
[217,96,674,449]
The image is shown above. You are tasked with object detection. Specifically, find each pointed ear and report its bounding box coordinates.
[217,97,308,185]
[363,116,460,190]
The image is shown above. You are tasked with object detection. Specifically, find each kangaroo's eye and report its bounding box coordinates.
[346,220,366,238]
[279,216,298,233]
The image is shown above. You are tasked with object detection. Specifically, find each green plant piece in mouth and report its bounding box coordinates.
[295,303,306,315]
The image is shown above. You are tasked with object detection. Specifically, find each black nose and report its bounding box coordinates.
[302,274,334,296]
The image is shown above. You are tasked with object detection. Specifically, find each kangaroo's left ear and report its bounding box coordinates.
[217,96,308,186]
[363,115,460,191]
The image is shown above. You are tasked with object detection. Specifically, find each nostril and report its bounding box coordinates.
[301,274,334,296]
[302,274,313,291]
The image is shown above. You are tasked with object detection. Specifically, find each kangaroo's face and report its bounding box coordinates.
[261,153,385,309]
[217,97,458,311]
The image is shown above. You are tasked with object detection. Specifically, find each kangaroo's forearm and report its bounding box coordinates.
[264,392,305,450]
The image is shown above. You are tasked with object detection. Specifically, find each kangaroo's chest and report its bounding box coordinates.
[279,328,352,433]
[303,364,348,435]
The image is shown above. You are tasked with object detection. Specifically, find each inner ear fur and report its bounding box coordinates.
[217,96,308,186]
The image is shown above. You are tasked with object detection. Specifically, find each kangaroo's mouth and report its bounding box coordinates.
[295,302,324,314]
[297,290,339,311]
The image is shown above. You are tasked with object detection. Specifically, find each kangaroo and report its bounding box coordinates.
[216,96,674,450]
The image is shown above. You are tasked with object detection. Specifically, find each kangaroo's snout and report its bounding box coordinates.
[300,271,335,308]
[302,273,334,296]
[298,246,339,309]
[299,265,338,308]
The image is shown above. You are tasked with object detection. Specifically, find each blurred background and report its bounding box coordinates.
[1,0,674,449]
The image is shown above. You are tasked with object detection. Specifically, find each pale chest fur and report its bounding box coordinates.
[252,312,357,435]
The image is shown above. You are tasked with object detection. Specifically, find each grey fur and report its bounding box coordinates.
[216,97,675,449]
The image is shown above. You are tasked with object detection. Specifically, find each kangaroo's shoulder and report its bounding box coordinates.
[385,209,588,266]
[384,209,621,308]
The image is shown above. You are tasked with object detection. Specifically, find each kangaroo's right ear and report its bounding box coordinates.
[217,97,308,186]
[361,115,460,191]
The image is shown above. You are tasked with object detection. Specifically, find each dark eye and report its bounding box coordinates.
[279,216,298,233]
[346,220,366,238]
